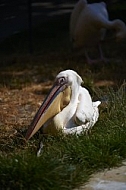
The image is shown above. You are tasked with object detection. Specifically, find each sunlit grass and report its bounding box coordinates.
[0,84,126,190]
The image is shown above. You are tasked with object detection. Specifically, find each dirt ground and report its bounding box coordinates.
[0,82,52,140]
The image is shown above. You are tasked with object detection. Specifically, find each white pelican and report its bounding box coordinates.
[70,0,126,63]
[25,70,101,140]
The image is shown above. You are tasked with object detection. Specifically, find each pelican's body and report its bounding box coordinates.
[70,0,126,63]
[26,70,101,140]
[43,83,100,135]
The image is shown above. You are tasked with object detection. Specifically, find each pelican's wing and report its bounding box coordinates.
[75,87,94,125]
[74,87,101,132]
[62,87,101,135]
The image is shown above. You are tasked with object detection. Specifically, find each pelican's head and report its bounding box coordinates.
[56,70,83,87]
[25,70,83,140]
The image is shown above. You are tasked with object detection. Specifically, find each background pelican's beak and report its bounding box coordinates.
[25,83,71,140]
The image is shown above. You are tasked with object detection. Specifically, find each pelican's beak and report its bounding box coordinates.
[25,82,71,140]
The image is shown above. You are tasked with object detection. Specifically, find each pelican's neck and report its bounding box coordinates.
[70,0,87,40]
[54,83,80,128]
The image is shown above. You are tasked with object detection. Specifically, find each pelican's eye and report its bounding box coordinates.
[58,77,66,85]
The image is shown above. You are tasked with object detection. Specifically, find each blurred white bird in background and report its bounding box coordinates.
[70,0,126,64]
[25,70,101,140]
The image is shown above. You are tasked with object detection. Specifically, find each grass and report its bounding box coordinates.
[0,85,126,190]
[0,13,126,190]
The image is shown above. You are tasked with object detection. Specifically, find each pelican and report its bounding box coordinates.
[25,70,101,140]
[70,0,126,63]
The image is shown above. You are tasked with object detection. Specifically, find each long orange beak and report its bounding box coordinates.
[25,81,71,140]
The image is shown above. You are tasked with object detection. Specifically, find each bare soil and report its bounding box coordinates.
[0,82,52,140]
